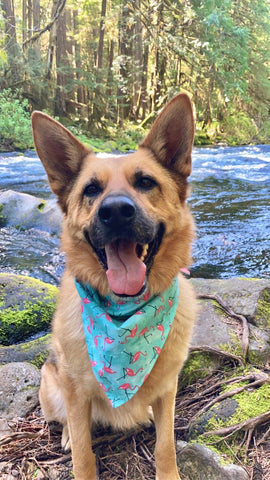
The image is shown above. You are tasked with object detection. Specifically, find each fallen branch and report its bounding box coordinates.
[193,372,269,419]
[203,410,270,439]
[198,293,249,359]
[189,344,244,366]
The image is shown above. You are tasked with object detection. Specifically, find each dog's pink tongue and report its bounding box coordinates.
[105,240,146,296]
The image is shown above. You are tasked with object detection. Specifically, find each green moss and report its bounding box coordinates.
[30,351,49,368]
[180,352,220,387]
[37,201,46,211]
[0,203,7,227]
[0,300,55,345]
[218,332,244,360]
[255,289,270,328]
[0,274,58,345]
[196,379,270,462]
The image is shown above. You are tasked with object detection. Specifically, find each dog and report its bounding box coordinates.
[31,93,197,480]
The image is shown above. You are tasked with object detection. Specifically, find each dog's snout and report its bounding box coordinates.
[98,195,136,227]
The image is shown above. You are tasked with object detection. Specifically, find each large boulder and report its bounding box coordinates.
[0,190,62,235]
[177,441,249,480]
[0,362,40,419]
[191,277,270,329]
[0,273,58,345]
[190,277,270,366]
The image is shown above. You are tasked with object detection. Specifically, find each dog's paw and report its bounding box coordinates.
[61,424,71,451]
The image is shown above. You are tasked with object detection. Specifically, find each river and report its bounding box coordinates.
[0,145,269,284]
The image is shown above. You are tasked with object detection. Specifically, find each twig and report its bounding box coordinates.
[203,410,270,438]
[189,344,244,366]
[193,372,269,419]
[198,293,249,359]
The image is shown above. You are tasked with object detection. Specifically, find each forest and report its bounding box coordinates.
[0,0,270,150]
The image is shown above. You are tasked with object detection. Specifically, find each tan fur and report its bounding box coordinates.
[32,93,197,480]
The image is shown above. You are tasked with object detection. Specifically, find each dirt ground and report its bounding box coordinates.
[1,369,269,480]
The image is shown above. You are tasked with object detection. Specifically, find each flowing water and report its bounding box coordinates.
[0,145,269,285]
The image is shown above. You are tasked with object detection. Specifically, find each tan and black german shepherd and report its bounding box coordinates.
[31,93,197,480]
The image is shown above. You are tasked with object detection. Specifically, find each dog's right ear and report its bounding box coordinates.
[31,111,92,212]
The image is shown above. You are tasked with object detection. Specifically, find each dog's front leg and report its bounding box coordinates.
[152,378,181,480]
[63,376,97,480]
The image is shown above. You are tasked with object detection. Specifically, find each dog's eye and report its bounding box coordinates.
[135,176,157,191]
[83,183,102,197]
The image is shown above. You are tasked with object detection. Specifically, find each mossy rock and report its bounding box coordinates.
[189,371,270,461]
[0,333,51,368]
[0,273,58,345]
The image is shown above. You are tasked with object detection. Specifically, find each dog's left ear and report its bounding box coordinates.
[140,93,194,177]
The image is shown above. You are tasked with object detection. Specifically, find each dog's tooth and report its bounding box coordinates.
[140,244,149,261]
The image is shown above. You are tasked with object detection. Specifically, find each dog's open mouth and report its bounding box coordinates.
[89,224,164,297]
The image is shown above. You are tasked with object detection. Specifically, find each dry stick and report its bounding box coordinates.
[189,344,244,366]
[176,373,250,411]
[203,410,270,439]
[257,425,270,446]
[193,372,269,419]
[197,293,250,360]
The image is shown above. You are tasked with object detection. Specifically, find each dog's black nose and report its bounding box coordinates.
[98,195,136,227]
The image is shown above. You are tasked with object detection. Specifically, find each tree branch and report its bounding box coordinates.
[22,0,67,48]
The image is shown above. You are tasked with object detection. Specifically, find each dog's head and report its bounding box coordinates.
[32,94,195,297]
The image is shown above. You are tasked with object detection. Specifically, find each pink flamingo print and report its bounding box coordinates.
[87,325,92,334]
[101,358,117,375]
[87,316,94,329]
[139,326,152,343]
[99,382,112,393]
[132,351,147,363]
[118,383,140,399]
[103,336,114,350]
[94,334,102,348]
[134,291,150,304]
[96,312,112,323]
[157,324,165,340]
[168,298,173,308]
[91,360,97,367]
[151,346,161,361]
[118,383,140,391]
[120,325,138,344]
[82,297,91,304]
[151,304,164,316]
[117,367,143,381]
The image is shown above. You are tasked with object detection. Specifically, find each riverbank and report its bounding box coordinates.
[0,113,269,154]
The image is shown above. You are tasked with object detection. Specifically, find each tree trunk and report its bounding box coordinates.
[117,2,133,122]
[32,0,40,57]
[97,0,107,69]
[132,0,143,120]
[1,0,21,83]
[55,9,68,115]
[73,9,85,105]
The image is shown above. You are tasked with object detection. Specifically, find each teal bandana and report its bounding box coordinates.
[75,278,179,408]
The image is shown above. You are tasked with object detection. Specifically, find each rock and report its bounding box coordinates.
[0,190,62,235]
[0,273,58,345]
[0,417,12,439]
[177,441,249,480]
[188,374,270,446]
[189,398,239,438]
[190,278,270,366]
[0,334,51,367]
[191,277,270,329]
[0,362,40,419]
